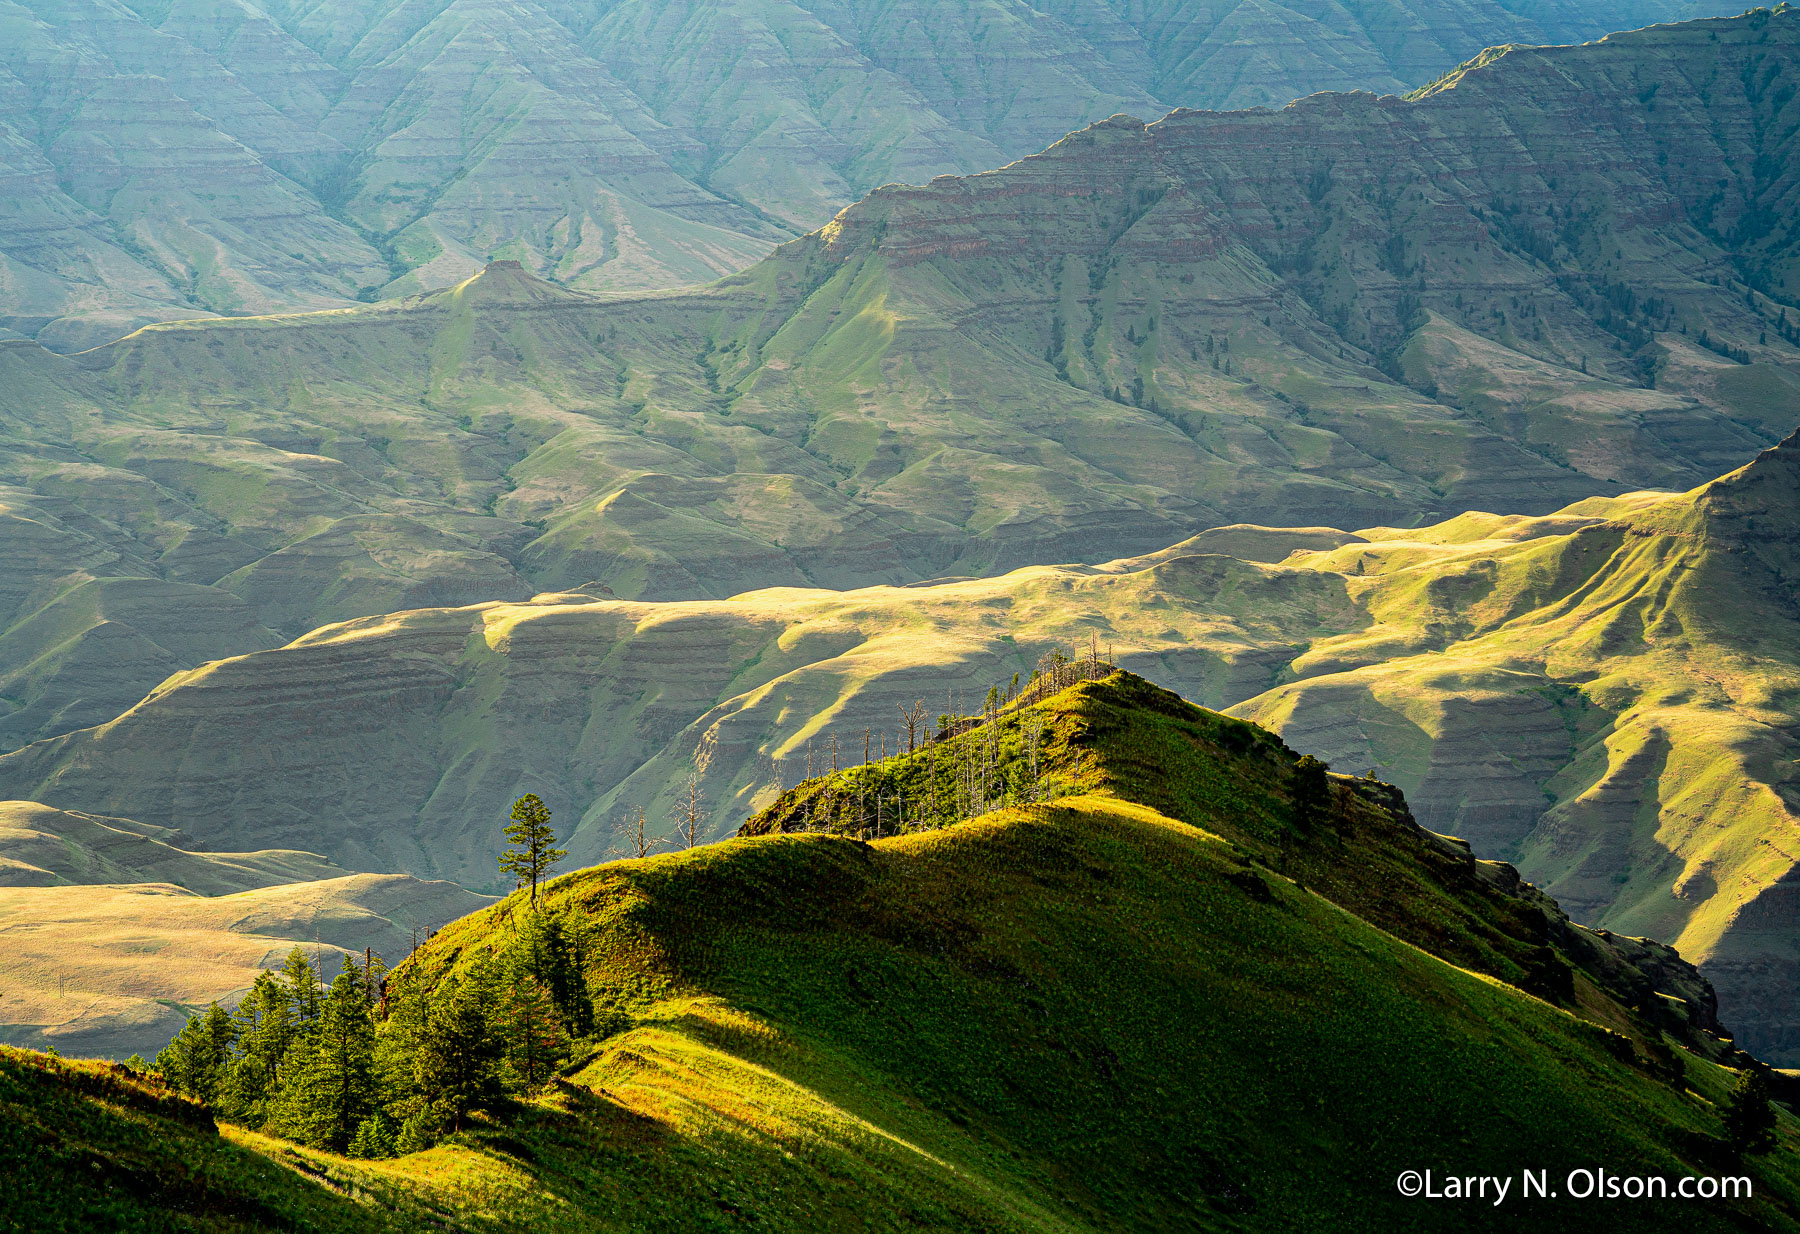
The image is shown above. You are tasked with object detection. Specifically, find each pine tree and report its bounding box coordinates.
[268,959,378,1152]
[1292,755,1332,830]
[413,968,502,1133]
[373,966,434,1147]
[156,1002,237,1105]
[348,1111,398,1159]
[552,911,596,1040]
[280,946,324,1027]
[219,970,300,1127]
[500,794,565,905]
[508,907,595,1037]
[1723,1067,1779,1154]
[499,973,565,1091]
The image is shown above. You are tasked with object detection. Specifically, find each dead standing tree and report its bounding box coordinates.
[676,777,704,848]
[609,806,668,860]
[674,730,718,850]
[1019,708,1048,803]
[899,700,926,753]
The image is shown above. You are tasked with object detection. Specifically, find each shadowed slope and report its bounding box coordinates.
[18,677,1800,1230]
[15,427,1800,1054]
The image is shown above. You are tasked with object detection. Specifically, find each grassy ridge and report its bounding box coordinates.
[746,673,1734,1063]
[13,674,1800,1228]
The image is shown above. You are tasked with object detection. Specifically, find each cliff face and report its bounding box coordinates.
[0,0,1735,347]
[811,15,1800,326]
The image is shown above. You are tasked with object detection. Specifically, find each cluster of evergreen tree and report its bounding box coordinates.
[157,793,595,1157]
[156,908,595,1156]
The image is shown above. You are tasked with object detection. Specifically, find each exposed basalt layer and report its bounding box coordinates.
[0,0,1739,345]
[0,15,1795,760]
[0,575,279,748]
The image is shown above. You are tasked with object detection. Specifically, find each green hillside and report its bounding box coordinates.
[1228,427,1800,1064]
[11,422,1800,1064]
[9,672,1800,1231]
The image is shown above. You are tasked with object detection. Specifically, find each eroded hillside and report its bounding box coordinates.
[10,426,1800,1059]
[2,13,1797,767]
[0,0,1722,348]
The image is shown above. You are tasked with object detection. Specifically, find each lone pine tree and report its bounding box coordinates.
[500,793,566,904]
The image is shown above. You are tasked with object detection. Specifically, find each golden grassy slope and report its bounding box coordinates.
[11,432,1800,1060]
[0,871,491,1061]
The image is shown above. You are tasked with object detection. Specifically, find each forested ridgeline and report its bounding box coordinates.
[739,647,1116,838]
[143,653,1112,1158]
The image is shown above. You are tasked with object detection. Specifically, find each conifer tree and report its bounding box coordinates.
[499,973,565,1091]
[280,945,324,1027]
[412,968,502,1133]
[1724,1067,1779,1154]
[507,907,595,1037]
[373,966,434,1149]
[500,793,565,904]
[156,1002,237,1105]
[268,958,377,1151]
[1292,755,1332,830]
[219,970,300,1127]
[348,1111,398,1159]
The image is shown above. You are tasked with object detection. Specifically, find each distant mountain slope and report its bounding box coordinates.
[1228,428,1800,1065]
[10,424,1800,1058]
[10,673,1800,1231]
[0,0,1728,347]
[0,799,492,1057]
[0,10,1793,746]
[0,800,341,891]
